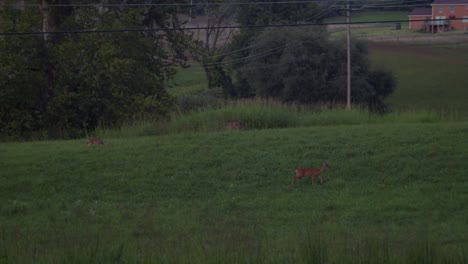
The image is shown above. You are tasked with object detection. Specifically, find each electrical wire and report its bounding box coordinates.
[1,18,465,36]
[0,0,370,8]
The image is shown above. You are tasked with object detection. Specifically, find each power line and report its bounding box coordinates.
[203,45,285,66]
[0,0,433,8]
[0,0,362,8]
[1,18,466,36]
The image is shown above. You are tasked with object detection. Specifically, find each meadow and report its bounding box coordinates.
[369,42,468,113]
[325,11,409,24]
[2,24,468,262]
[1,102,468,263]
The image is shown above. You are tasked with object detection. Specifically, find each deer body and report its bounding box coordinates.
[291,162,331,186]
[225,121,244,131]
[87,137,104,146]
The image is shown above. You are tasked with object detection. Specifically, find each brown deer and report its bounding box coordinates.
[87,137,104,146]
[225,121,244,131]
[291,162,331,186]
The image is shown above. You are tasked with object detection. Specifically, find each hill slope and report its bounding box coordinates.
[1,122,467,262]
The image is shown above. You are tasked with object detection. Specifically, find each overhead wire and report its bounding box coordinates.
[0,0,377,8]
[1,17,466,36]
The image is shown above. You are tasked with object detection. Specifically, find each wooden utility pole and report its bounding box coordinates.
[189,0,193,23]
[41,0,50,42]
[346,0,351,110]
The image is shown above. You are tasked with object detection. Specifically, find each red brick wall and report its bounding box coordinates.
[409,16,432,30]
[432,4,468,30]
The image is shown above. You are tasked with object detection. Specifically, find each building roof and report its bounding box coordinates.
[409,8,432,16]
[432,0,468,4]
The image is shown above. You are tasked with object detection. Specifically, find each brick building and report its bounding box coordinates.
[408,0,468,32]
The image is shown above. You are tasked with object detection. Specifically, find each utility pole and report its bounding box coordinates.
[346,0,351,110]
[189,0,193,23]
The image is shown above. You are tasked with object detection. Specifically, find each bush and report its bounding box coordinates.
[235,27,395,111]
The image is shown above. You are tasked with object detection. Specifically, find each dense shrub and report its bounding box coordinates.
[234,27,395,111]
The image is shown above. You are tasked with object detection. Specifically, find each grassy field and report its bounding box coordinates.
[2,16,468,261]
[325,11,409,24]
[369,43,468,113]
[1,105,468,262]
[169,63,207,97]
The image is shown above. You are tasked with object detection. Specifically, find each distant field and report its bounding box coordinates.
[168,63,207,96]
[326,11,409,26]
[369,43,468,113]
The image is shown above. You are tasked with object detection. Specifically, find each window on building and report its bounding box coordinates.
[463,16,468,23]
[439,6,443,13]
[450,6,455,13]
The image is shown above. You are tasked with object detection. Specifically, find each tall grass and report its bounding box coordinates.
[95,99,460,139]
[1,227,466,263]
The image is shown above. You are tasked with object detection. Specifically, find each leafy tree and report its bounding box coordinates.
[0,0,192,139]
[236,27,395,110]
[228,0,321,97]
[0,4,48,138]
[189,0,237,97]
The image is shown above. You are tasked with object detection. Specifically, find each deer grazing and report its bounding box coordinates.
[87,137,104,146]
[291,162,331,186]
[225,121,244,131]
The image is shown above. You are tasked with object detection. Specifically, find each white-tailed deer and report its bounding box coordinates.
[225,121,244,131]
[291,162,331,186]
[87,137,104,146]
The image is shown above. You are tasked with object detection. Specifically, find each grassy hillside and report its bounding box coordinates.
[369,43,468,113]
[1,119,467,262]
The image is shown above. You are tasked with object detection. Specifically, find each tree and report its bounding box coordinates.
[228,0,321,97]
[0,0,192,139]
[236,27,395,110]
[190,0,237,97]
[0,3,49,138]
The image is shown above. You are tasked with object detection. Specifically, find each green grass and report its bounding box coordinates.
[168,63,208,97]
[369,43,468,113]
[326,11,409,26]
[1,111,468,262]
[92,100,461,139]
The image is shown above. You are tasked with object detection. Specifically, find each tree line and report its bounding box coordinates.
[0,0,191,139]
[0,0,395,140]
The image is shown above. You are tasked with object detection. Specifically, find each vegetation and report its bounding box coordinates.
[369,43,468,113]
[325,11,410,24]
[1,108,467,262]
[90,99,461,139]
[0,1,191,140]
[234,28,395,111]
[1,3,467,262]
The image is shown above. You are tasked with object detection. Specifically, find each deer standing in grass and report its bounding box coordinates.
[291,162,331,186]
[87,137,104,146]
[225,121,244,131]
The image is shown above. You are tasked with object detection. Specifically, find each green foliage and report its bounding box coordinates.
[235,0,320,25]
[214,0,322,98]
[0,2,191,139]
[0,5,47,138]
[92,100,462,139]
[235,27,395,110]
[367,67,396,112]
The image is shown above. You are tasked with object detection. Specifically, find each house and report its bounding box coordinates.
[408,0,468,32]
